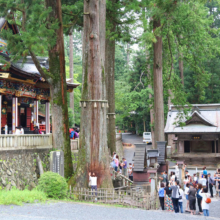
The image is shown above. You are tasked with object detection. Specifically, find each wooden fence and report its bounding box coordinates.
[68,186,160,210]
[0,134,52,150]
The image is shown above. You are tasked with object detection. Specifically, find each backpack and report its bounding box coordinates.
[70,131,74,139]
[205,194,211,204]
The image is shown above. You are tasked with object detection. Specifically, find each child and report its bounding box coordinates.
[199,188,211,216]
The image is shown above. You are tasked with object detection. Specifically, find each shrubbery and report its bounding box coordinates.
[0,188,47,205]
[37,171,67,199]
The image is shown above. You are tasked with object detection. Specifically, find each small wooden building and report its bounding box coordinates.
[165,104,220,167]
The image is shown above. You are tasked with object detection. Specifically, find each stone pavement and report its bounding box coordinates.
[0,201,219,220]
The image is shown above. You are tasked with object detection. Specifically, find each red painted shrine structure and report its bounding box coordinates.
[0,18,79,134]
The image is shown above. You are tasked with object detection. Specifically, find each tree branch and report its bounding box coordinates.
[29,49,52,83]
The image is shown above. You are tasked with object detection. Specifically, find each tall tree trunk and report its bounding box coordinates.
[45,0,73,178]
[153,19,165,144]
[105,26,116,154]
[69,31,74,122]
[74,0,112,188]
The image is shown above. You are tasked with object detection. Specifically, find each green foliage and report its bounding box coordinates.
[0,188,47,205]
[37,172,67,199]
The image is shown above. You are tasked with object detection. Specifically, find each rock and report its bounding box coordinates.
[28,182,36,191]
[5,184,11,191]
[11,180,16,187]
[7,170,12,176]
[1,177,6,186]
[3,161,8,169]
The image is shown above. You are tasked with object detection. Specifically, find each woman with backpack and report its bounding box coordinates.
[199,188,211,216]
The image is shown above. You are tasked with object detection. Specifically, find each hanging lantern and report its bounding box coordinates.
[106,103,109,108]
[79,102,82,107]
[94,102,97,108]
[102,103,105,108]
[107,115,109,119]
[114,114,116,119]
[83,102,86,107]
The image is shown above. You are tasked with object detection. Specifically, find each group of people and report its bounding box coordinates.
[111,152,134,181]
[69,127,79,139]
[15,126,24,134]
[158,167,220,216]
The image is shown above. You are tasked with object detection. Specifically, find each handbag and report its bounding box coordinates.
[205,194,211,204]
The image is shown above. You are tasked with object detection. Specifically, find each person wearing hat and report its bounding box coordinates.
[208,173,214,198]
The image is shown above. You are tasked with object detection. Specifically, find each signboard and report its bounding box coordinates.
[50,151,64,177]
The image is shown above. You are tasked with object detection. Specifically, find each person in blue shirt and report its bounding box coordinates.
[203,167,207,175]
[158,182,165,210]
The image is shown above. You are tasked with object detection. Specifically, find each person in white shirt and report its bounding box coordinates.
[15,127,21,135]
[199,188,211,216]
[89,172,97,199]
[184,183,190,212]
[20,126,24,135]
[178,185,184,213]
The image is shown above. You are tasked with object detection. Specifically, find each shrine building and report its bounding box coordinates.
[165,104,220,167]
[0,18,79,134]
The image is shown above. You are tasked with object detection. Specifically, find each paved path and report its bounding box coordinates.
[0,201,219,220]
[122,133,152,165]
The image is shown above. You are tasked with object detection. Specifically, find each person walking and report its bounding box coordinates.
[171,180,180,213]
[208,173,214,198]
[185,183,190,212]
[158,183,165,210]
[164,182,174,212]
[178,185,184,213]
[196,184,203,215]
[89,172,97,200]
[199,188,211,216]
[188,183,197,215]
[128,164,133,181]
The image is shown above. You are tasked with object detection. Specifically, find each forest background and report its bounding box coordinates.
[63,1,220,135]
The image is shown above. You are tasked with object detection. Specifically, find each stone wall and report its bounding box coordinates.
[0,149,50,190]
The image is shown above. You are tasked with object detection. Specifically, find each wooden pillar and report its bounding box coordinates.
[12,96,18,134]
[45,101,50,134]
[0,94,1,134]
[34,100,39,126]
[215,139,217,153]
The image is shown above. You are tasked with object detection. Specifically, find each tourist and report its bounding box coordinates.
[183,175,189,190]
[178,184,184,213]
[196,183,203,215]
[214,170,220,196]
[159,171,168,187]
[114,155,119,172]
[158,183,165,210]
[171,172,176,186]
[119,161,123,174]
[203,167,208,176]
[185,170,192,183]
[122,158,127,176]
[199,173,207,189]
[185,183,190,212]
[199,188,211,216]
[73,128,79,139]
[113,152,116,159]
[208,173,214,198]
[69,128,75,139]
[193,174,198,184]
[164,182,174,212]
[89,172,97,200]
[171,180,180,213]
[188,183,197,215]
[19,126,24,135]
[128,164,133,181]
[15,126,20,135]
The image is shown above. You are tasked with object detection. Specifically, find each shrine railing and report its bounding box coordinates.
[0,134,52,150]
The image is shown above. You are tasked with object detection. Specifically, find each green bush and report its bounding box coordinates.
[37,171,67,199]
[0,188,47,205]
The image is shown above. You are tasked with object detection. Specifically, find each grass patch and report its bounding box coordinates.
[0,188,47,205]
